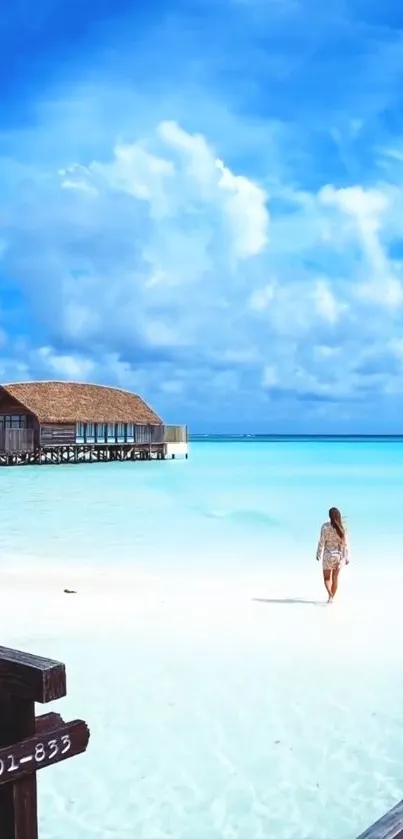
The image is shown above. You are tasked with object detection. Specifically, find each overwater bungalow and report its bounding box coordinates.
[0,381,188,465]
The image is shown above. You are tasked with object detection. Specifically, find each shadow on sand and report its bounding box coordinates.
[252,597,326,607]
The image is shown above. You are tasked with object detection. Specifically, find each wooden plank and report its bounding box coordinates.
[0,695,38,839]
[35,713,63,735]
[356,801,403,839]
[0,429,34,454]
[40,424,76,447]
[135,425,150,444]
[135,424,164,444]
[151,424,164,444]
[0,720,90,786]
[0,647,66,703]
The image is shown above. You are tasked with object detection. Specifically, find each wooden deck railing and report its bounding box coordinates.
[135,425,165,444]
[356,799,403,838]
[0,645,90,837]
[164,425,188,443]
[0,428,34,453]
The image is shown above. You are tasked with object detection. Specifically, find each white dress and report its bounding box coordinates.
[316,522,349,570]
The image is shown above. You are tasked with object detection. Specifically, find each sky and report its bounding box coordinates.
[1,0,403,432]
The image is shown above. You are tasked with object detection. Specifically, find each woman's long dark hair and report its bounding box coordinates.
[329,507,345,541]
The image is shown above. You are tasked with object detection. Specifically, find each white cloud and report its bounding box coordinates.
[319,184,403,308]
[215,158,268,257]
[315,345,341,359]
[158,121,217,193]
[61,179,98,195]
[34,121,270,360]
[142,319,188,347]
[312,279,345,324]
[37,347,95,380]
[3,109,403,424]
[81,121,270,264]
[91,144,174,219]
[156,120,269,258]
[320,184,388,218]
[59,165,98,195]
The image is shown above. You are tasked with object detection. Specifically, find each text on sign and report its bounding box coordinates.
[0,734,71,777]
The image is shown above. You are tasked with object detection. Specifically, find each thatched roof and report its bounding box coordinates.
[1,381,163,425]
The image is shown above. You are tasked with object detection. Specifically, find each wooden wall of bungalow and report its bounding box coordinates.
[40,423,76,447]
[0,408,165,451]
[0,395,38,450]
[40,422,165,447]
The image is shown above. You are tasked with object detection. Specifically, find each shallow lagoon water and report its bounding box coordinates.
[0,440,402,838]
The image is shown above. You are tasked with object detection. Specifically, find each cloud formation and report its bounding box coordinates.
[1,0,403,431]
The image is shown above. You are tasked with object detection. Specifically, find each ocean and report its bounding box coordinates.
[1,437,403,572]
[1,438,403,839]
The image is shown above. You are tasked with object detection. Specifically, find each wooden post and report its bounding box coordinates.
[0,646,90,839]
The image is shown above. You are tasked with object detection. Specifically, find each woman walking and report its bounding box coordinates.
[316,507,349,603]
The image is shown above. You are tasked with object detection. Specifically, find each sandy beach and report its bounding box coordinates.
[1,563,402,839]
[0,561,399,643]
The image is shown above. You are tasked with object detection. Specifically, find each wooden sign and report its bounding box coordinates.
[0,645,90,839]
[0,719,90,786]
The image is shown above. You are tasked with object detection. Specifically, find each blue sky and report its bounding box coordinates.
[1,0,403,432]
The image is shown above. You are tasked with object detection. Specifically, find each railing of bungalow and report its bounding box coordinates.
[134,425,165,444]
[356,799,403,838]
[0,428,34,453]
[164,425,188,444]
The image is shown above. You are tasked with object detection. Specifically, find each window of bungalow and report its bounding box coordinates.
[96,423,106,441]
[14,415,26,428]
[117,422,125,438]
[107,423,115,438]
[76,422,85,438]
[127,423,134,438]
[87,423,95,437]
[3,415,26,428]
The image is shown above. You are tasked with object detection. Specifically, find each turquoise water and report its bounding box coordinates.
[2,440,403,839]
[1,439,403,571]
